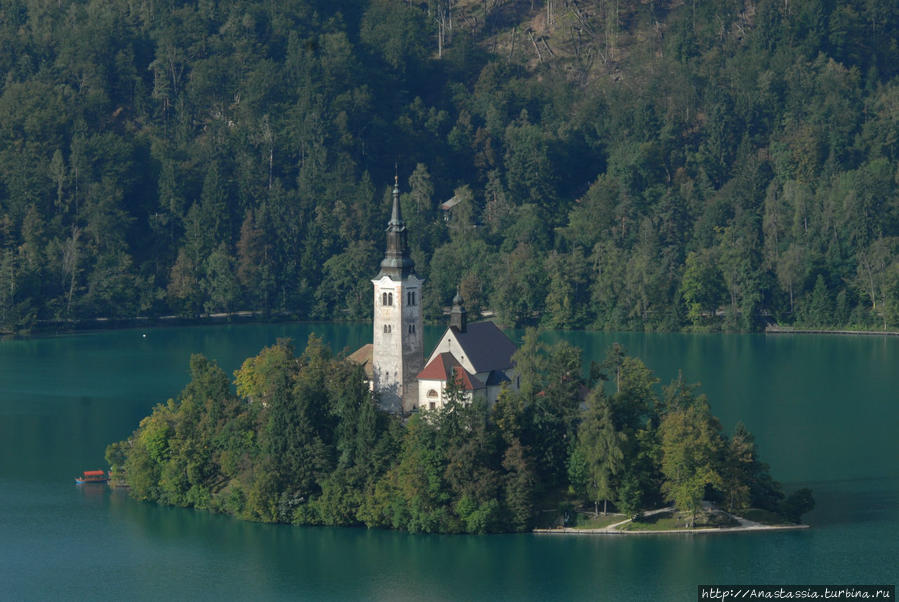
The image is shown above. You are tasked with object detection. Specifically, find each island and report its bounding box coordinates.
[106,186,813,534]
[105,332,813,534]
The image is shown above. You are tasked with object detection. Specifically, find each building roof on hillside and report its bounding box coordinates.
[450,321,517,373]
[347,344,373,379]
[418,352,483,390]
[440,195,463,211]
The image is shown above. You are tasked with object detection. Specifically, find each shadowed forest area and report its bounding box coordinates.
[1,0,899,333]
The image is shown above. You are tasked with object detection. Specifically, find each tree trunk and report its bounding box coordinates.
[789,282,794,314]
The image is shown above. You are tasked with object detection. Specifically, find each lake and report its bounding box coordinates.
[1,323,896,600]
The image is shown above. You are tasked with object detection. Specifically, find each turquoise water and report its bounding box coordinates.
[1,324,896,600]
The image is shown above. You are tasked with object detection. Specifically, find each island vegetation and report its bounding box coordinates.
[2,0,899,336]
[106,333,814,533]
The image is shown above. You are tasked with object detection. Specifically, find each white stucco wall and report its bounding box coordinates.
[426,330,477,375]
[372,274,423,413]
[417,379,444,411]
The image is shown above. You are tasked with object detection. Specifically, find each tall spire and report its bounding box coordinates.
[389,174,402,227]
[379,174,415,279]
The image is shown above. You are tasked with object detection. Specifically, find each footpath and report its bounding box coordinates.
[533,506,809,535]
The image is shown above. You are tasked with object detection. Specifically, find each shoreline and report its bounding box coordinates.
[1,311,323,339]
[2,307,481,339]
[534,507,810,536]
[6,315,899,340]
[765,325,899,336]
[534,524,809,535]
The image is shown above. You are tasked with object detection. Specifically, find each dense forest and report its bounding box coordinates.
[106,335,813,533]
[1,0,899,333]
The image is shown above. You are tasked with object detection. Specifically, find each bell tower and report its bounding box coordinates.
[372,176,424,413]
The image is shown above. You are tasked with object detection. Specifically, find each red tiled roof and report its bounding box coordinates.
[417,352,483,390]
[451,365,482,390]
[418,352,454,380]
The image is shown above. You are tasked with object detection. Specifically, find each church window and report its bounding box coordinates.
[388,292,393,306]
[407,291,416,306]
[384,324,392,333]
[427,389,438,398]
[382,292,387,306]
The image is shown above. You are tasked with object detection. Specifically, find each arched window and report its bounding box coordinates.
[427,389,438,398]
[383,324,389,333]
[382,292,388,306]
[388,292,393,306]
[407,291,417,306]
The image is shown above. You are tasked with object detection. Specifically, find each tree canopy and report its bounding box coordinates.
[108,334,812,533]
[3,0,899,333]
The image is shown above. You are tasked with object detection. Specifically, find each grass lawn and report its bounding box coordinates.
[571,513,626,529]
[619,512,681,531]
[619,509,739,531]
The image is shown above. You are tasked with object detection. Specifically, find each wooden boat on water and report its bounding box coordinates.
[75,470,108,484]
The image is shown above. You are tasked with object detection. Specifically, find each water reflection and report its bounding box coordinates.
[2,324,898,599]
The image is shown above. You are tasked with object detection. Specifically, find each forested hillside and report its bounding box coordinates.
[1,0,898,332]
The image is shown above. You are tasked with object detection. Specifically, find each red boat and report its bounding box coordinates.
[75,470,108,484]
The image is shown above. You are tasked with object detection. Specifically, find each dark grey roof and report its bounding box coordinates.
[485,370,511,386]
[451,321,516,374]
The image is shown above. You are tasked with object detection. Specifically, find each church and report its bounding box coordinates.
[349,177,518,414]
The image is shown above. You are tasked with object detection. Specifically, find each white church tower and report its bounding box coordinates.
[372,177,424,413]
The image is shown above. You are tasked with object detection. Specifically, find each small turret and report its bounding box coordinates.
[450,289,467,332]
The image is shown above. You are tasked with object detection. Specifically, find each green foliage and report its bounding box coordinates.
[0,1,898,333]
[681,250,725,327]
[572,390,625,514]
[659,400,725,528]
[779,488,816,524]
[110,337,796,534]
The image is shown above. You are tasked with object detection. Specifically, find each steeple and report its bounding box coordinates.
[379,175,415,279]
[389,174,402,225]
[450,289,467,332]
[371,173,424,414]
